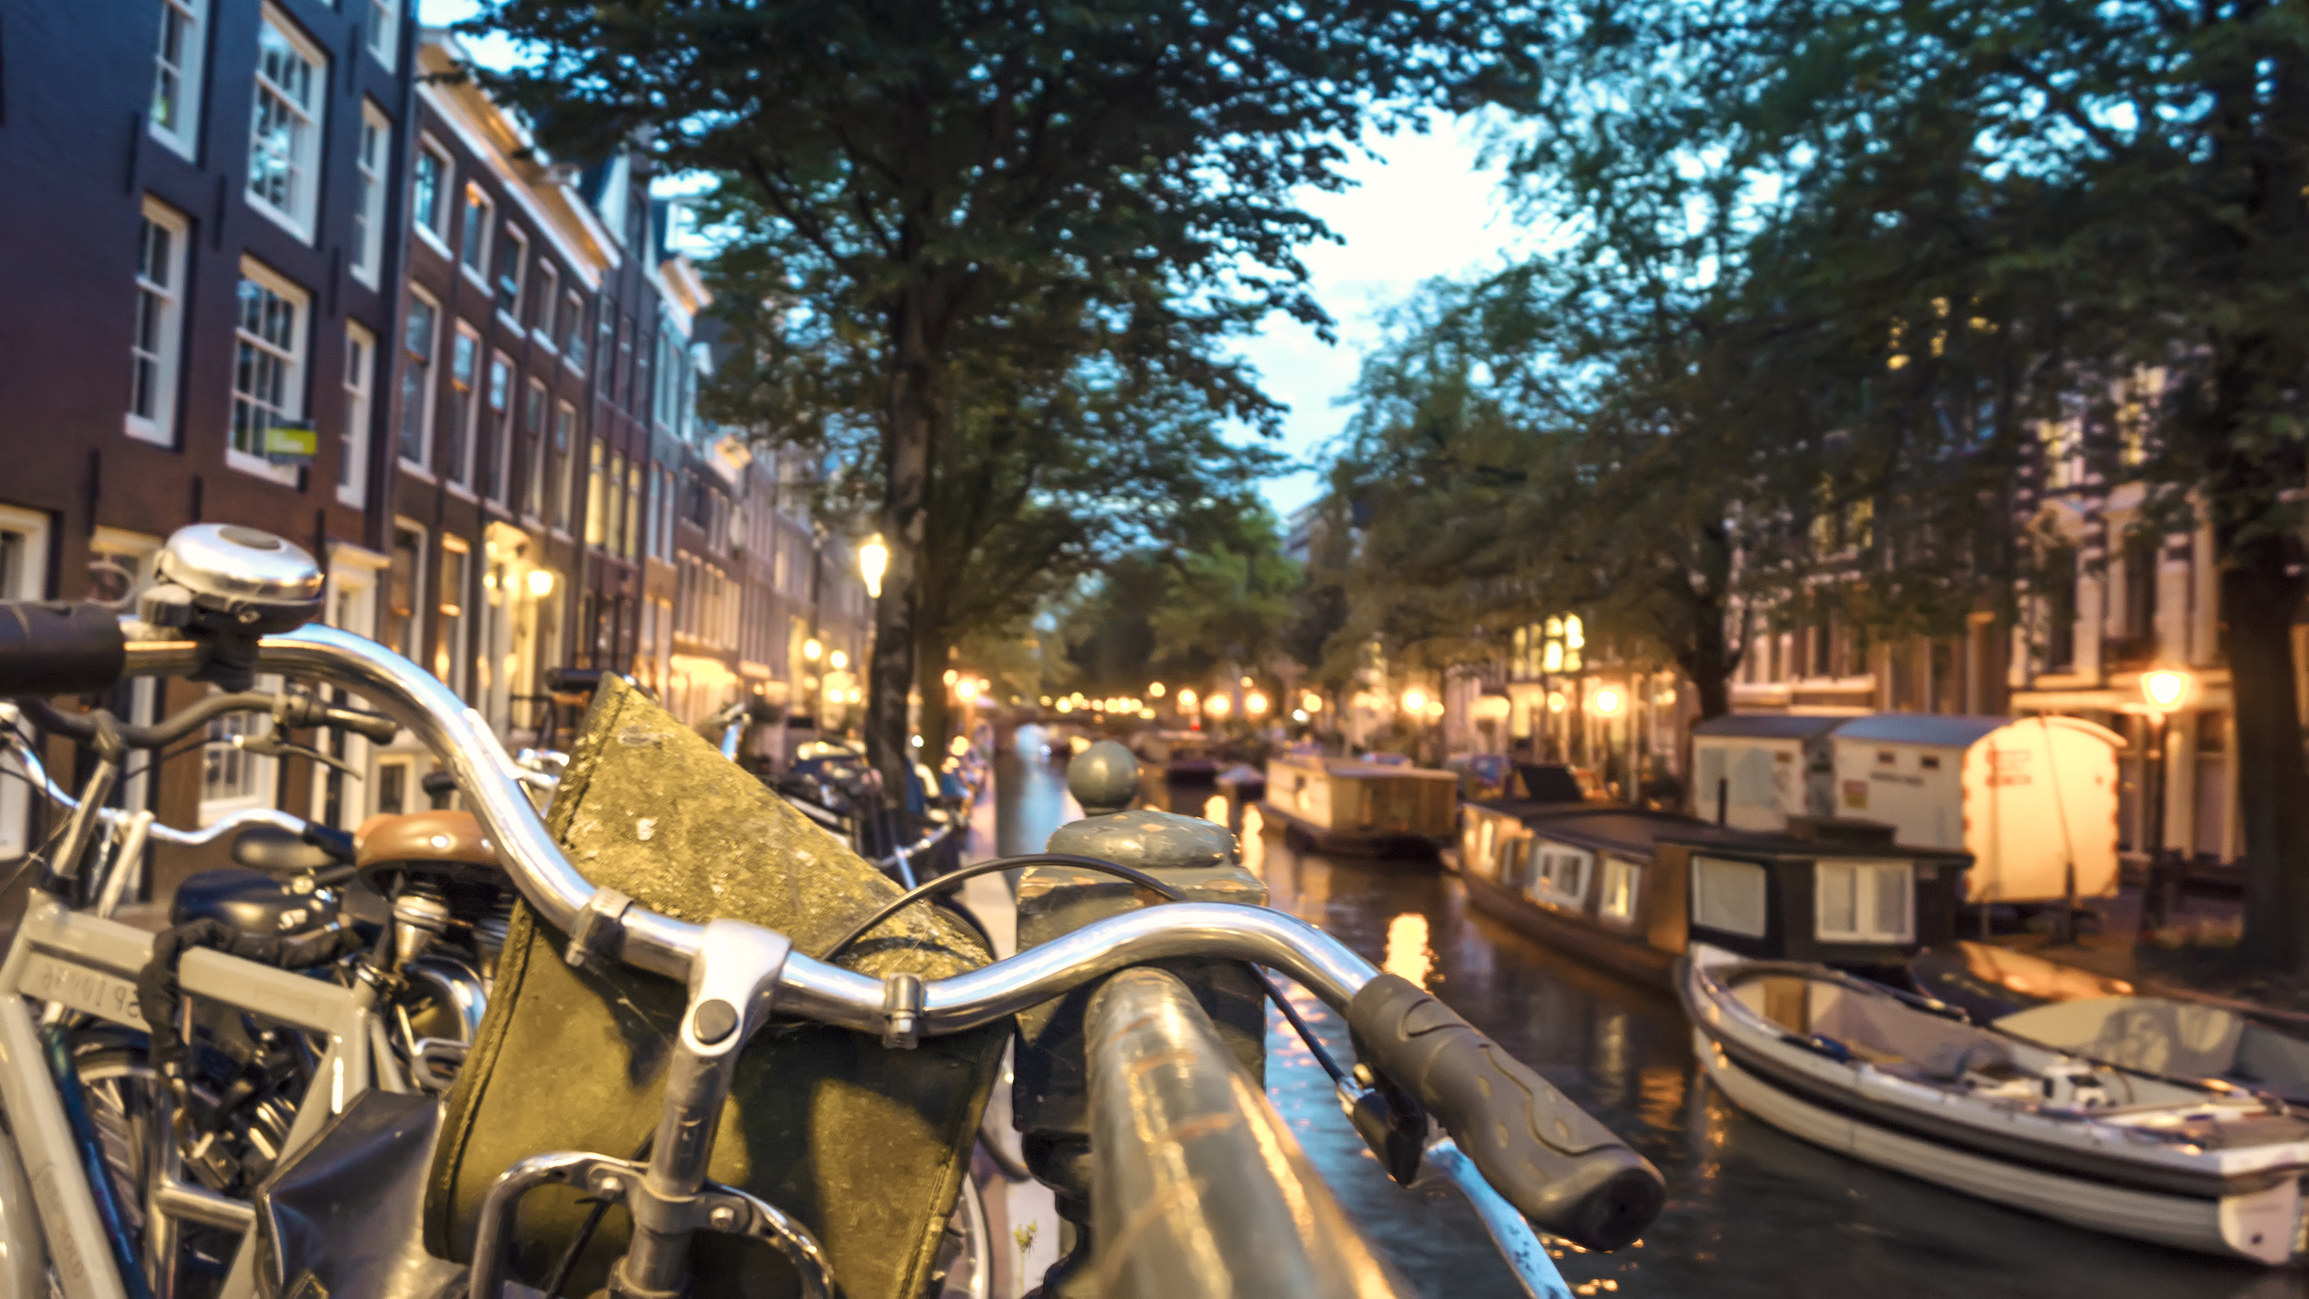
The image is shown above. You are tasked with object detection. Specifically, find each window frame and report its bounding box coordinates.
[351,100,391,287]
[522,377,549,520]
[383,519,426,663]
[562,290,588,371]
[365,0,400,70]
[436,535,472,696]
[397,285,440,473]
[340,321,376,507]
[1527,842,1593,909]
[1813,859,1915,944]
[412,135,454,251]
[532,261,560,345]
[458,183,495,286]
[127,199,191,447]
[551,400,578,533]
[1692,855,1771,940]
[485,350,515,502]
[445,321,482,490]
[494,225,529,325]
[150,0,209,161]
[226,256,308,484]
[1599,856,1643,926]
[245,7,329,243]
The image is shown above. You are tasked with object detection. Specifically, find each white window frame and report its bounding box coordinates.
[522,377,549,520]
[485,351,515,502]
[552,400,578,533]
[398,285,440,472]
[340,321,376,507]
[436,535,472,695]
[412,135,454,251]
[1527,842,1593,909]
[127,199,190,447]
[365,0,400,71]
[227,257,307,484]
[459,184,494,286]
[351,101,391,287]
[447,322,482,490]
[495,225,529,325]
[563,290,587,372]
[149,0,209,160]
[384,519,426,663]
[1692,855,1771,939]
[1599,856,1642,925]
[1814,859,1915,944]
[245,8,328,243]
[0,506,53,855]
[533,261,560,346]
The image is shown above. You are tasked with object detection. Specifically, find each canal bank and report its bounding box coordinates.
[980,728,2306,1299]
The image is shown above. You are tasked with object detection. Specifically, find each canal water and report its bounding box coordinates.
[986,732,2304,1299]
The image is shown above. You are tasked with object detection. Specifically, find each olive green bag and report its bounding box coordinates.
[424,678,1003,1298]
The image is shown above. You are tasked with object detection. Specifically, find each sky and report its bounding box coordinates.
[420,2,1531,516]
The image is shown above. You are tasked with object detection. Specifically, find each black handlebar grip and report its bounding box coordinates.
[1348,972,1664,1251]
[0,602,127,697]
[323,705,400,745]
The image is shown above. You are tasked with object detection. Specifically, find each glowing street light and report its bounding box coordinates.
[956,678,980,702]
[1547,691,1567,714]
[859,534,888,599]
[804,638,823,662]
[829,650,849,671]
[1245,691,1270,717]
[1206,693,1233,718]
[2141,669,2191,712]
[1301,692,1323,714]
[1400,687,1428,714]
[1149,682,1167,698]
[1177,687,1199,711]
[1593,687,1624,716]
[2138,667,2193,887]
[525,569,556,598]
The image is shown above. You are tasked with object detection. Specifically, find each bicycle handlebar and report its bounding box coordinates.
[0,601,125,695]
[12,613,1662,1248]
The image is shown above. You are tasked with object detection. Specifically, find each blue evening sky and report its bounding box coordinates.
[422,3,1528,516]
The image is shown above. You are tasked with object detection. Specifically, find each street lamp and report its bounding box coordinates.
[1149,682,1166,699]
[829,650,849,671]
[2137,668,2195,928]
[1245,690,1270,717]
[1593,686,1627,804]
[1401,687,1428,713]
[804,638,823,663]
[1302,692,1323,714]
[859,534,888,599]
[1177,687,1199,712]
[1206,693,1233,718]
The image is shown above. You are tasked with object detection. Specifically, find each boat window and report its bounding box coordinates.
[1528,842,1592,907]
[1692,855,1769,938]
[1814,859,1914,943]
[1498,838,1531,888]
[1600,857,1641,924]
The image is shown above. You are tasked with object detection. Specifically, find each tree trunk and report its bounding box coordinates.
[2222,542,2309,971]
[916,628,953,764]
[866,296,937,807]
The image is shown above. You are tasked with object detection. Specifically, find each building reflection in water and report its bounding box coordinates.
[1383,913,1434,988]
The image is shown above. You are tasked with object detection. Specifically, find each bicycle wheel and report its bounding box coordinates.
[75,1043,262,1299]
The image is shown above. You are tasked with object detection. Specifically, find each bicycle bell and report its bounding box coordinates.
[141,524,325,689]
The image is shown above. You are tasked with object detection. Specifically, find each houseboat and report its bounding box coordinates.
[1131,728,1222,782]
[1259,752,1459,857]
[1458,799,1971,987]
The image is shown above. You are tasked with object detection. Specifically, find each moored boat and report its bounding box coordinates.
[1259,752,1458,858]
[1681,947,2309,1265]
[1458,801,1970,987]
[1131,728,1221,781]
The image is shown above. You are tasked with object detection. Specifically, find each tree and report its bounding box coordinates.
[460,0,1523,800]
[1491,0,2309,968]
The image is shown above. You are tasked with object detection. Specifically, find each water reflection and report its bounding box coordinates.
[993,764,2302,1298]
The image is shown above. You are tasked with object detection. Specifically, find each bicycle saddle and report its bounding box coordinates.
[350,812,505,904]
[231,823,347,875]
[170,867,338,938]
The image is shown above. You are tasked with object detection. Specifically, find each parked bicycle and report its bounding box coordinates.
[0,522,1663,1299]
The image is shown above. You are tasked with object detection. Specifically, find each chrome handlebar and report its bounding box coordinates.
[118,625,1383,1014]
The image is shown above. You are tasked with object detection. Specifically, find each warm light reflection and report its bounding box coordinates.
[858,534,888,599]
[949,735,971,757]
[957,679,980,702]
[1383,913,1433,988]
[1240,805,1265,875]
[1204,794,1229,823]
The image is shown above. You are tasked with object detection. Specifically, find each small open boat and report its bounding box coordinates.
[1682,946,2309,1264]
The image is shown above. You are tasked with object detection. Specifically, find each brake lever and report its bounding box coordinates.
[230,733,361,779]
[1423,1136,1577,1299]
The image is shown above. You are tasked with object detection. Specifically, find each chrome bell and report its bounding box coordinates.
[142,524,325,636]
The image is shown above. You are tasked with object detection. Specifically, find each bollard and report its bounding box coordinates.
[1086,966,1413,1298]
[1013,741,1268,1297]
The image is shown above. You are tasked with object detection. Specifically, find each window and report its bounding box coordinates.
[398,288,439,467]
[446,324,480,487]
[1528,843,1592,908]
[340,323,375,506]
[150,0,208,159]
[1497,838,1530,890]
[247,10,327,240]
[1815,860,1913,943]
[551,402,576,530]
[522,379,548,517]
[383,522,424,660]
[0,508,53,855]
[533,263,559,340]
[201,676,282,822]
[228,259,307,481]
[616,314,634,404]
[586,441,607,545]
[593,310,613,394]
[1599,857,1642,925]
[459,184,493,281]
[1692,856,1770,939]
[352,102,390,285]
[436,537,471,694]
[623,455,642,558]
[128,200,189,447]
[366,0,399,69]
[495,225,527,321]
[485,353,514,501]
[564,291,588,369]
[412,137,453,246]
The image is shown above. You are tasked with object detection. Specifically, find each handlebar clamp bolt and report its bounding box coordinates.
[880,972,925,1050]
[691,999,740,1046]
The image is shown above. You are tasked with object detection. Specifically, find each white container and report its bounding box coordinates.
[1689,715,1847,831]
[1828,714,2122,904]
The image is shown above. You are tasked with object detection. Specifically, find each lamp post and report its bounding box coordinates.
[2139,668,2193,930]
[1593,686,1626,803]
